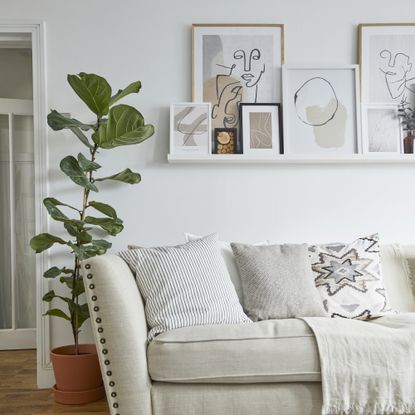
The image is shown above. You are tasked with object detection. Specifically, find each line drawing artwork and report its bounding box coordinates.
[294,77,339,126]
[175,106,208,146]
[291,75,348,149]
[212,48,266,129]
[379,49,415,104]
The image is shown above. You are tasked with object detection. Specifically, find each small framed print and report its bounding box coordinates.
[213,128,239,154]
[240,103,282,156]
[362,103,403,154]
[170,103,211,155]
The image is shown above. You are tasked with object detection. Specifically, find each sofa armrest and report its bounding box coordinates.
[82,254,151,415]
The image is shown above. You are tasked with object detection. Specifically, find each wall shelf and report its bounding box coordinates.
[167,153,415,165]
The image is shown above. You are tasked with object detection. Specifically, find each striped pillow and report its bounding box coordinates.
[119,234,251,341]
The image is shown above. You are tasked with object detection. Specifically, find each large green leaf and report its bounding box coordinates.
[84,216,124,236]
[60,277,85,297]
[43,198,70,223]
[42,290,56,302]
[95,168,141,184]
[77,153,101,172]
[60,156,98,192]
[43,266,73,279]
[88,201,117,219]
[67,73,111,116]
[47,110,94,131]
[30,233,67,253]
[92,104,154,149]
[70,127,94,149]
[109,81,141,106]
[44,308,71,321]
[71,303,90,331]
[43,197,79,212]
[69,239,112,260]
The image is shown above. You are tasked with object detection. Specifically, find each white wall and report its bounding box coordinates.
[2,0,415,386]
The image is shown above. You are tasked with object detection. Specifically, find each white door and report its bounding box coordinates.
[0,98,36,349]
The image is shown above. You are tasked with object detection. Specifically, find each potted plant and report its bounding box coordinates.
[30,72,154,404]
[398,99,415,153]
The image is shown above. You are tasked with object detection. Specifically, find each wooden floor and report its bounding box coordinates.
[0,350,110,414]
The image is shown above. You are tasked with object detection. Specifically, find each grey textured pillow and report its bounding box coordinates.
[231,243,327,320]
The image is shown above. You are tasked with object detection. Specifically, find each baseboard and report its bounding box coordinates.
[37,364,54,389]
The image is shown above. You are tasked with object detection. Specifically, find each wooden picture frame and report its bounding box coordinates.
[192,24,284,139]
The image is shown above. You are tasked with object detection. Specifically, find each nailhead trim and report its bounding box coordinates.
[86,269,120,413]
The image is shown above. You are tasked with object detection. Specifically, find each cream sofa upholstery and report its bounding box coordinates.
[81,244,415,415]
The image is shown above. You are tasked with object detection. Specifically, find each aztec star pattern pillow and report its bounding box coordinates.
[308,234,391,320]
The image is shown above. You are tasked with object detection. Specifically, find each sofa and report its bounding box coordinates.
[81,244,415,415]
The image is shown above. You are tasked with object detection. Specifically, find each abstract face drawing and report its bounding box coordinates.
[232,48,266,89]
[379,50,415,102]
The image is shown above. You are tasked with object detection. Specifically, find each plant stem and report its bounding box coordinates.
[71,122,99,355]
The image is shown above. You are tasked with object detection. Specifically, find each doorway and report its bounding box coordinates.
[0,33,36,350]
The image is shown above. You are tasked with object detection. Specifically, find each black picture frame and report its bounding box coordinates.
[239,103,284,155]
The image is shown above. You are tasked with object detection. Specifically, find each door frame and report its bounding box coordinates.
[0,21,50,388]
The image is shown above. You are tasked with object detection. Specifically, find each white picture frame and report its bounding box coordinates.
[169,103,211,155]
[282,65,362,155]
[239,103,282,156]
[361,103,403,154]
[192,24,284,135]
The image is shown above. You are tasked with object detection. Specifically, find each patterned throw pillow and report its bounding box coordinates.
[308,234,391,320]
[119,234,251,342]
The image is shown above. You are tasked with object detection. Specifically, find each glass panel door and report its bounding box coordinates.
[0,114,12,329]
[0,102,36,349]
[13,115,35,329]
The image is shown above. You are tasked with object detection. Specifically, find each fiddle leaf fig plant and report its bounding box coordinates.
[30,73,154,354]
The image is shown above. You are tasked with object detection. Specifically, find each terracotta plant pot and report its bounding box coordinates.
[50,343,105,405]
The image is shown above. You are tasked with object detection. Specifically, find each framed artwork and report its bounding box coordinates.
[282,65,362,155]
[239,103,282,156]
[361,103,403,153]
[212,128,239,154]
[170,103,211,155]
[192,24,284,135]
[359,24,415,105]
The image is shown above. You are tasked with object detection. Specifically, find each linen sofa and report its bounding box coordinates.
[81,244,415,415]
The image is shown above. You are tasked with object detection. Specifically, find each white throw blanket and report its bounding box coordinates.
[303,313,415,415]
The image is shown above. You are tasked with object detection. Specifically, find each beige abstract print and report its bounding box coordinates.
[249,112,272,149]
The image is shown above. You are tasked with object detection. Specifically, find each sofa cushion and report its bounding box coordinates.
[119,234,250,342]
[231,243,327,320]
[147,319,321,384]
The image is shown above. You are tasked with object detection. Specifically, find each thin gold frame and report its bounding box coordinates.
[358,23,415,92]
[191,23,285,101]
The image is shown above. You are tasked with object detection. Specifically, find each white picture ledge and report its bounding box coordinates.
[167,153,415,164]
